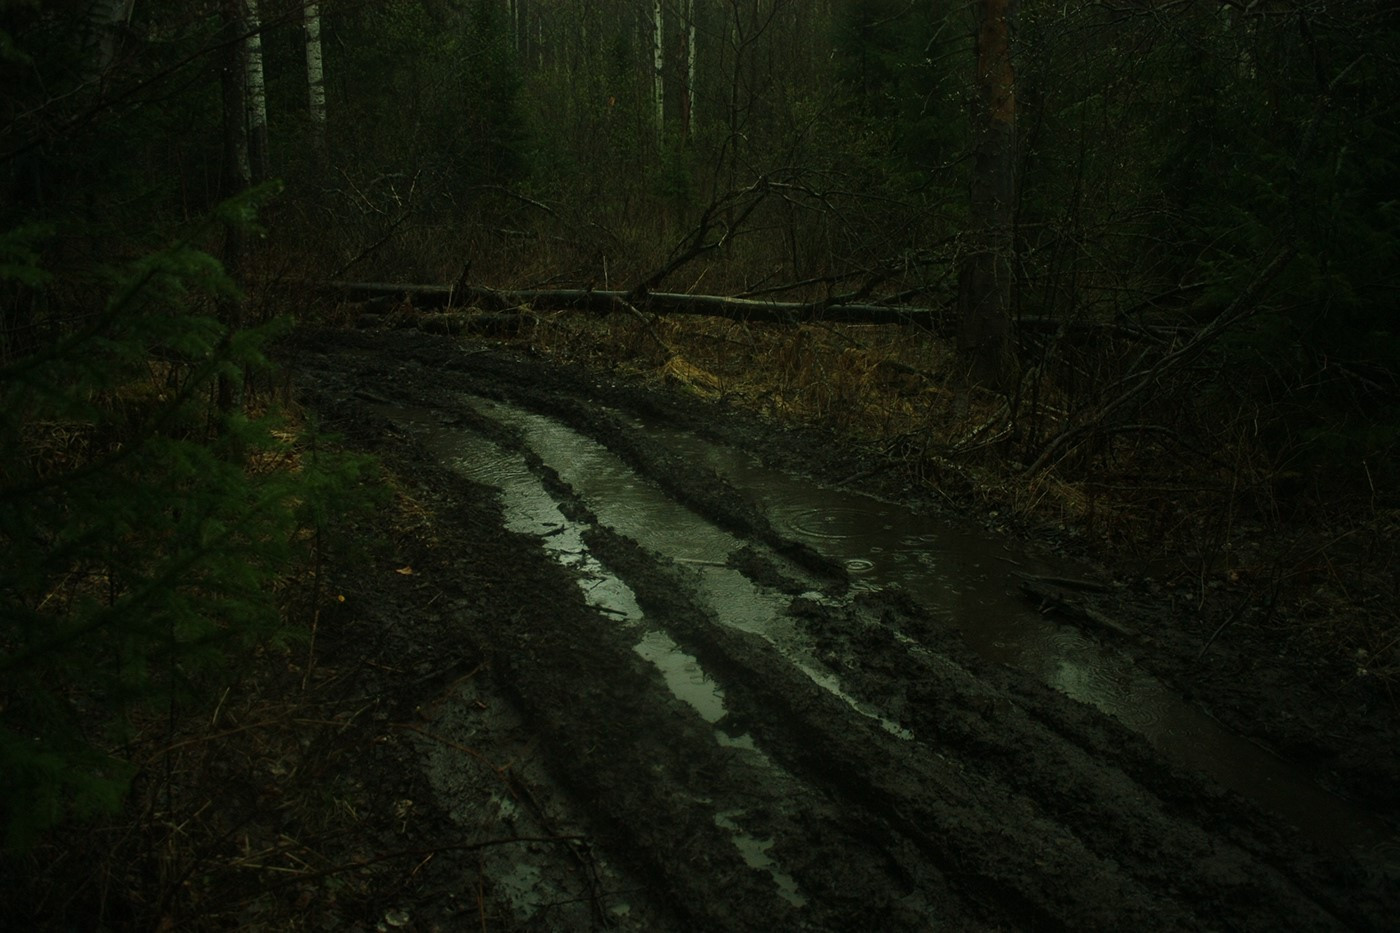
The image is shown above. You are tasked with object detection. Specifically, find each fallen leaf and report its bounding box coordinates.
[395,566,414,575]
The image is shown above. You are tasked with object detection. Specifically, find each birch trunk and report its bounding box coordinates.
[84,0,133,86]
[246,0,269,181]
[305,1,327,149]
[683,0,696,140]
[652,0,665,147]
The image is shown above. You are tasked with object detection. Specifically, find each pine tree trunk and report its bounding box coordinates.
[956,0,1019,390]
[305,1,327,150]
[246,0,269,182]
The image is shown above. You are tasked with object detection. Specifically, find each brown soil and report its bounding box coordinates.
[226,323,1400,931]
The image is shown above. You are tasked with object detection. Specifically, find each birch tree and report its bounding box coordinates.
[83,0,133,87]
[245,0,269,182]
[683,0,696,140]
[652,0,665,146]
[305,1,327,149]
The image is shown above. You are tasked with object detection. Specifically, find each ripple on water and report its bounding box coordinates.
[1041,630,1166,730]
[452,449,526,482]
[781,506,879,540]
[844,558,876,574]
[1370,836,1400,875]
[1047,627,1093,654]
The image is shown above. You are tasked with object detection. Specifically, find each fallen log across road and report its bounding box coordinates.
[300,279,958,328]
[291,279,1184,343]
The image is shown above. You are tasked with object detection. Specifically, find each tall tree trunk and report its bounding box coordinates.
[245,0,269,182]
[219,0,251,413]
[956,0,1019,390]
[83,0,133,88]
[652,0,665,147]
[305,1,327,151]
[508,0,522,59]
[683,0,696,140]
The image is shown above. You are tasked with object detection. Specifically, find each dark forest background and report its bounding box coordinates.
[8,1,1397,473]
[2,0,1398,903]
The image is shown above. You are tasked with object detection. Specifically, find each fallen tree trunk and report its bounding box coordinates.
[306,279,957,328]
[302,279,1171,341]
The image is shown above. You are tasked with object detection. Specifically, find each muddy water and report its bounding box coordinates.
[374,401,811,903]
[639,419,1390,854]
[380,395,1385,857]
[455,397,916,741]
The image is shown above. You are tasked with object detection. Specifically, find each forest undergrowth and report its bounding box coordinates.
[1,394,440,929]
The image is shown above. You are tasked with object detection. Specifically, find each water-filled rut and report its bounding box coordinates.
[639,416,1387,853]
[394,391,1381,852]
[292,329,1397,931]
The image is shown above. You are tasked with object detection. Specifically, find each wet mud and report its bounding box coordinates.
[285,326,1398,931]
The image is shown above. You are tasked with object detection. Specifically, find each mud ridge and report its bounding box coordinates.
[285,326,1397,931]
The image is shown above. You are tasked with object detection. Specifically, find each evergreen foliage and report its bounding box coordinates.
[0,215,374,851]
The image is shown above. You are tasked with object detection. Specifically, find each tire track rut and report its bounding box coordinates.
[291,328,1394,931]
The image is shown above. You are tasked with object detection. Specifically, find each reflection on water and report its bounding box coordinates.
[376,395,1390,858]
[644,422,1389,854]
[465,396,916,741]
[634,630,726,723]
[714,811,806,908]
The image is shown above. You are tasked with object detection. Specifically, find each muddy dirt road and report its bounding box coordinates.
[287,327,1396,931]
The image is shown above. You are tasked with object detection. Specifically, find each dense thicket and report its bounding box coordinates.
[1,0,372,850]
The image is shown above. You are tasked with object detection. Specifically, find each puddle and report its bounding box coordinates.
[374,401,785,760]
[642,422,1389,854]
[633,630,757,751]
[634,630,728,723]
[380,399,826,906]
[714,811,806,908]
[376,404,646,624]
[378,396,1387,857]
[462,396,908,738]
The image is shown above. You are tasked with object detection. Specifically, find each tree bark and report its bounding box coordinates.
[305,1,327,150]
[652,0,665,146]
[682,0,696,140]
[956,0,1019,390]
[219,0,251,413]
[83,0,133,89]
[304,280,958,329]
[245,0,269,182]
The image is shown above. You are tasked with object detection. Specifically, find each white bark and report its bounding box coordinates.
[84,0,134,84]
[246,0,269,180]
[305,1,327,147]
[652,0,665,145]
[685,0,696,139]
